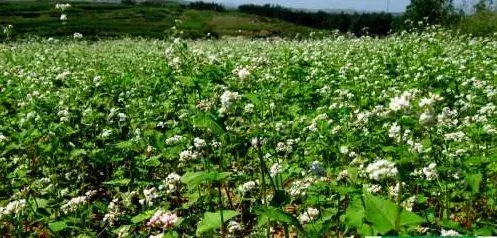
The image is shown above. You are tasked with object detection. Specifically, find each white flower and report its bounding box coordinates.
[389,91,413,111]
[388,122,401,139]
[61,196,88,214]
[60,14,67,21]
[365,184,382,193]
[101,129,112,138]
[234,67,251,79]
[340,146,349,155]
[365,159,398,181]
[421,163,438,181]
[210,140,221,148]
[389,182,404,198]
[160,173,181,194]
[444,131,467,142]
[289,178,314,196]
[166,135,183,145]
[270,163,282,177]
[337,170,349,181]
[166,173,181,184]
[299,207,319,224]
[0,134,8,142]
[251,137,264,149]
[416,226,430,233]
[276,142,286,152]
[193,137,207,148]
[118,113,127,122]
[55,3,71,11]
[103,198,121,226]
[307,207,319,218]
[227,220,242,233]
[219,90,241,112]
[441,229,461,236]
[419,97,433,108]
[142,188,158,206]
[298,213,310,224]
[58,108,69,122]
[149,234,164,238]
[402,196,417,211]
[419,112,434,125]
[0,199,26,219]
[179,149,199,162]
[308,122,318,132]
[73,32,83,39]
[93,76,101,87]
[239,181,257,193]
[244,103,254,113]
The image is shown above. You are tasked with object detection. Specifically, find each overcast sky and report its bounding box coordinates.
[189,0,475,12]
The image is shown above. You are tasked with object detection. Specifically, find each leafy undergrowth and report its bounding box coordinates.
[1,28,497,237]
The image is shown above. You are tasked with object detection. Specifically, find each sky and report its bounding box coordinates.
[188,0,476,13]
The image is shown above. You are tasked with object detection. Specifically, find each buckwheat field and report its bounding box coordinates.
[1,28,497,237]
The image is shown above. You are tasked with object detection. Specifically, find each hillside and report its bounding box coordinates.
[0,1,313,39]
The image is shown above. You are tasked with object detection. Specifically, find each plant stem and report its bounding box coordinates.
[219,183,225,237]
[395,181,403,233]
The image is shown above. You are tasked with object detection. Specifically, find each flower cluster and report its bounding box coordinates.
[147,210,179,229]
[298,207,319,224]
[0,199,26,219]
[364,159,398,181]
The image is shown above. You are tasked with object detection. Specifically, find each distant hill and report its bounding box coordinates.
[0,1,313,39]
[0,0,398,39]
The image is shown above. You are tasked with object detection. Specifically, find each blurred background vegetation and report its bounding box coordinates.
[1,0,497,40]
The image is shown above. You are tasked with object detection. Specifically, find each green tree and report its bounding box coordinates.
[474,0,493,13]
[402,0,459,25]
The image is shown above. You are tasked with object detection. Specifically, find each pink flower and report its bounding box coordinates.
[147,210,179,229]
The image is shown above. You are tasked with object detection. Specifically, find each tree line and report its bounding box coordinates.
[184,0,464,36]
[238,4,394,36]
[151,0,496,37]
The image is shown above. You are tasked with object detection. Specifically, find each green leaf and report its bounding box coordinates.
[48,221,67,232]
[131,209,157,224]
[181,171,212,186]
[358,223,374,236]
[70,149,87,158]
[245,93,262,107]
[382,146,397,153]
[399,208,424,226]
[193,113,225,135]
[30,198,49,209]
[465,173,482,194]
[102,179,130,186]
[196,210,239,235]
[475,226,493,236]
[345,197,365,228]
[145,156,161,167]
[363,193,423,234]
[181,171,232,186]
[115,140,134,150]
[255,206,303,232]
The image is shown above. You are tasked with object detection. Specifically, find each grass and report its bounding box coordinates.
[0,1,313,39]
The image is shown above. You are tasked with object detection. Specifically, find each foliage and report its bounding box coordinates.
[0,1,311,40]
[1,27,497,237]
[238,4,395,36]
[457,11,497,37]
[395,0,462,31]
